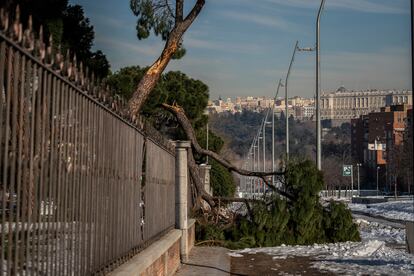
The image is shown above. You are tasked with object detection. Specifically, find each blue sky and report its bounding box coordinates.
[71,0,412,99]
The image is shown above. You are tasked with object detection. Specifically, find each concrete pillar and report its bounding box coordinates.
[199,164,212,195]
[174,141,191,261]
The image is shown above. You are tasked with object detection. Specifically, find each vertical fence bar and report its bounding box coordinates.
[91,102,99,273]
[68,86,76,275]
[39,68,48,273]
[71,90,78,275]
[51,78,61,276]
[57,82,67,276]
[0,41,5,273]
[44,72,53,275]
[19,57,31,275]
[62,83,70,275]
[98,109,105,270]
[6,48,16,274]
[8,51,20,275]
[14,54,25,275]
[79,92,86,274]
[33,65,43,274]
[26,62,37,274]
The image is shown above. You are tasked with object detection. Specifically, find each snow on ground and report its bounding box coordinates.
[231,240,414,275]
[227,197,413,274]
[348,200,414,222]
[354,217,405,245]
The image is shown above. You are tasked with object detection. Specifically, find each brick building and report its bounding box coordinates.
[351,104,412,193]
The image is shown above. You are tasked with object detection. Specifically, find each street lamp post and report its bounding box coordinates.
[206,122,209,164]
[316,0,326,171]
[263,110,270,174]
[285,41,299,163]
[272,79,283,187]
[252,145,255,195]
[376,166,380,196]
[285,42,314,163]
[204,109,210,164]
[394,175,398,199]
[357,163,361,197]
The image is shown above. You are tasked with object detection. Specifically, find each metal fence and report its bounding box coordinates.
[0,11,176,275]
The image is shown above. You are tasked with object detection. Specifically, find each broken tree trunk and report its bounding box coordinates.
[128,0,206,117]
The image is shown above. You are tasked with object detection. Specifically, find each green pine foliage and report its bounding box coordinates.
[196,159,360,248]
[285,159,325,244]
[210,160,236,198]
[323,201,360,243]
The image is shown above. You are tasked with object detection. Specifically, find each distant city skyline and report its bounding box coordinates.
[72,0,412,99]
[210,87,412,101]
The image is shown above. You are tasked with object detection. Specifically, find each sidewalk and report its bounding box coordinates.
[174,246,333,276]
[174,246,231,276]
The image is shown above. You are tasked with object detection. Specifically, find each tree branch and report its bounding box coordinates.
[162,103,285,178]
[176,0,184,23]
[163,0,175,19]
[182,0,205,28]
[161,103,295,201]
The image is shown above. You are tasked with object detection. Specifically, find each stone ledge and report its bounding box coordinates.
[109,229,181,276]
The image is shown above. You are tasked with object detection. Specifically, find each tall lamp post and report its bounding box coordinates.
[316,0,326,170]
[203,109,209,164]
[285,41,299,163]
[263,109,270,174]
[357,163,362,196]
[285,42,314,163]
[272,79,283,186]
[376,166,380,196]
[262,112,268,194]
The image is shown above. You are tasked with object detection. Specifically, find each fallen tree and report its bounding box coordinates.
[124,1,360,245]
[196,160,361,249]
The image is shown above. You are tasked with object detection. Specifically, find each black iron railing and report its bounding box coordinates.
[0,8,175,275]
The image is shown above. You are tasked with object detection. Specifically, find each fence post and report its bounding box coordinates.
[174,141,191,261]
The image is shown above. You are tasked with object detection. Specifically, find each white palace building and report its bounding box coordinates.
[321,86,412,123]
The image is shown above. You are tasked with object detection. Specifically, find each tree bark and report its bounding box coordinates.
[128,0,205,117]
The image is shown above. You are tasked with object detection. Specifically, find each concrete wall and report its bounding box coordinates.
[109,230,182,276]
[109,221,197,276]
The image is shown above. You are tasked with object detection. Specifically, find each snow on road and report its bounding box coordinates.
[348,200,414,222]
[231,240,414,275]
[354,217,405,245]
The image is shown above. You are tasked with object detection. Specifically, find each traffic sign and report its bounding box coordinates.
[343,165,352,177]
